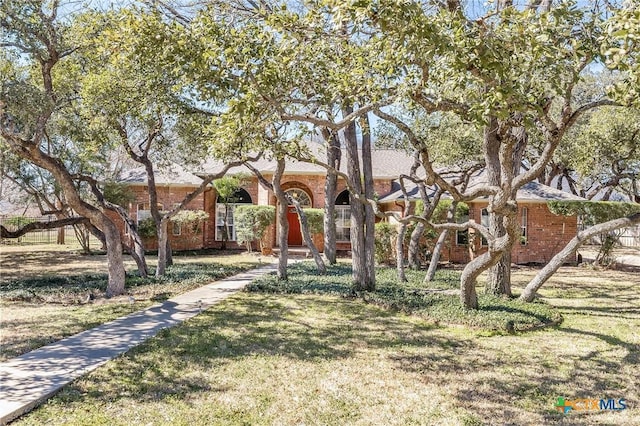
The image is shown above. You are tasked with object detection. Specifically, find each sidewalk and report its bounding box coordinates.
[0,263,276,425]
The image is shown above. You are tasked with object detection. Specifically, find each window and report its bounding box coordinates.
[480,208,489,246]
[520,207,528,245]
[215,204,237,241]
[335,190,351,242]
[456,212,469,246]
[336,206,351,242]
[215,188,253,241]
[137,203,151,224]
[285,188,312,206]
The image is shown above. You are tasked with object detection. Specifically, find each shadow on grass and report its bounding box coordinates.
[55,293,472,405]
[0,261,258,302]
[558,327,640,365]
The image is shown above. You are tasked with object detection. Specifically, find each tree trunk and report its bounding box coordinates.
[166,238,173,266]
[424,229,448,283]
[273,159,289,280]
[361,113,376,291]
[105,202,148,278]
[102,218,126,297]
[2,140,127,296]
[460,249,503,309]
[520,213,640,302]
[292,200,326,274]
[323,129,340,265]
[407,222,425,269]
[484,116,513,297]
[156,218,170,277]
[343,106,368,292]
[396,177,414,282]
[396,221,408,282]
[425,197,461,282]
[486,213,513,296]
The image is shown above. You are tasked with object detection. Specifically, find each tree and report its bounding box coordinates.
[338,0,621,308]
[1,0,127,296]
[155,1,387,289]
[74,8,252,277]
[234,205,275,253]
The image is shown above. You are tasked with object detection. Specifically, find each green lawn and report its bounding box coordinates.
[12,263,639,425]
[0,250,262,361]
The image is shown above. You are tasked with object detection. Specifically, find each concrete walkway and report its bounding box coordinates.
[0,263,277,425]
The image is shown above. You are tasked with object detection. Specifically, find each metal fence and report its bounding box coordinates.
[0,215,79,245]
[578,222,640,248]
[618,226,640,248]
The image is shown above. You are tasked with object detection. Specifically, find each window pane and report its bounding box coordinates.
[336,206,351,242]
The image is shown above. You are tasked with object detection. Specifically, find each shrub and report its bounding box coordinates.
[171,210,209,234]
[375,222,397,265]
[4,216,37,228]
[138,217,156,238]
[302,208,324,234]
[235,205,275,252]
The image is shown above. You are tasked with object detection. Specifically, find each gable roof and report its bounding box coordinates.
[119,163,205,186]
[378,169,588,203]
[120,142,417,186]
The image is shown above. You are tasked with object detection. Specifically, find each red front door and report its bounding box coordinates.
[287,206,302,246]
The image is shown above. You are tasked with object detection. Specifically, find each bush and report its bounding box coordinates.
[234,205,275,251]
[246,262,562,332]
[138,217,156,238]
[375,222,397,265]
[302,208,324,234]
[4,216,37,228]
[172,210,209,234]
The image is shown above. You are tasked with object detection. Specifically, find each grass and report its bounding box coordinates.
[13,264,640,425]
[3,247,639,424]
[0,249,262,361]
[246,262,562,332]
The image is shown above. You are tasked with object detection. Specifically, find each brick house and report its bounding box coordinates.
[115,149,412,252]
[115,150,583,264]
[379,174,586,264]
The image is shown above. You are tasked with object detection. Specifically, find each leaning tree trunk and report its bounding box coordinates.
[396,221,408,282]
[460,249,503,309]
[425,199,458,282]
[323,129,341,265]
[361,113,376,291]
[396,177,414,282]
[520,213,640,302]
[273,159,289,280]
[424,229,449,283]
[3,141,127,296]
[291,200,326,274]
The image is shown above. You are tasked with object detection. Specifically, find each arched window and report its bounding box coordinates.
[215,189,253,241]
[285,188,312,206]
[335,190,350,242]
